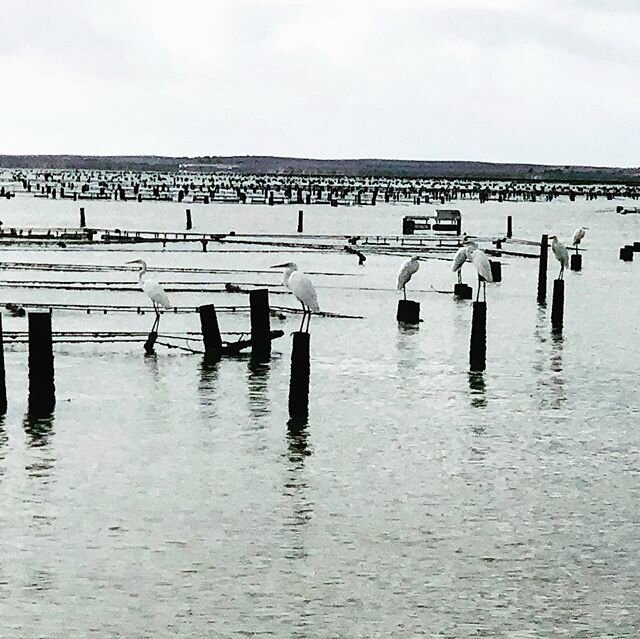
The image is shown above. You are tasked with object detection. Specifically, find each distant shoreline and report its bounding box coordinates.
[1,155,639,184]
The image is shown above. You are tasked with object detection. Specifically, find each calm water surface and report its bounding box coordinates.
[0,196,639,637]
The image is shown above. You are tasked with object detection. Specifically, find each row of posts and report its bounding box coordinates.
[1,290,310,425]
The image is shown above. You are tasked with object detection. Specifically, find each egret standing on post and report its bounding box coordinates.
[549,235,569,279]
[271,262,319,332]
[452,236,476,283]
[465,245,493,301]
[127,259,171,333]
[397,256,420,300]
[572,227,588,252]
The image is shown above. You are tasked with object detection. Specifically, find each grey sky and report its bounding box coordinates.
[2,0,639,165]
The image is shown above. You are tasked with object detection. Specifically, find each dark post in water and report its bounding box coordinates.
[469,301,487,372]
[186,208,192,230]
[28,312,55,416]
[289,332,310,422]
[396,300,420,324]
[0,314,6,415]
[79,207,86,228]
[570,253,582,271]
[489,260,502,283]
[551,279,564,332]
[250,289,271,361]
[507,215,513,239]
[537,234,548,305]
[297,210,304,233]
[199,304,223,361]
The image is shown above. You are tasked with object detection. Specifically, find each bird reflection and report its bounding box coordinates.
[247,359,271,420]
[468,371,487,409]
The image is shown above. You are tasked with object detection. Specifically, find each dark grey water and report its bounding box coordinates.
[0,196,639,637]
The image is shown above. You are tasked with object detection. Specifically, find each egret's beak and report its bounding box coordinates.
[271,263,288,268]
[125,260,139,264]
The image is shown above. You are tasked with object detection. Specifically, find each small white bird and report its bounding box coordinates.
[271,262,319,332]
[549,235,569,279]
[127,259,171,332]
[470,248,493,301]
[397,256,420,300]
[572,227,588,250]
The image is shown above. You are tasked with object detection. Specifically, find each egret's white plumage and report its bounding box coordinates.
[572,226,587,247]
[127,259,171,332]
[550,235,569,279]
[397,256,420,299]
[452,236,476,283]
[467,248,493,301]
[272,262,319,331]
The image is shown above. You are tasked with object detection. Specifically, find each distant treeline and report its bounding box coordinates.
[1,155,640,183]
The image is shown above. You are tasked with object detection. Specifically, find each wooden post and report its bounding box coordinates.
[633,241,640,252]
[570,253,582,271]
[620,246,634,261]
[297,210,304,233]
[454,283,473,300]
[28,312,55,416]
[186,208,192,230]
[288,332,310,422]
[199,304,223,360]
[79,207,86,228]
[250,289,271,361]
[396,300,420,324]
[507,215,513,238]
[551,279,564,332]
[489,260,502,283]
[537,234,548,305]
[0,315,6,415]
[469,301,487,372]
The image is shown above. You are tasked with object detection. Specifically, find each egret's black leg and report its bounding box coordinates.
[299,302,306,332]
[403,286,407,301]
[457,271,462,284]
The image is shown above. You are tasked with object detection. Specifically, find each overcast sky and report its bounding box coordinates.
[2,0,639,165]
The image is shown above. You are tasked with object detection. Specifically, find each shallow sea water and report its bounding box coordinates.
[0,195,639,637]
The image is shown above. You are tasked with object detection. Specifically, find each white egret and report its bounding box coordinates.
[397,256,420,300]
[127,259,171,332]
[549,235,569,279]
[271,262,319,332]
[468,248,493,301]
[452,236,476,283]
[572,227,588,251]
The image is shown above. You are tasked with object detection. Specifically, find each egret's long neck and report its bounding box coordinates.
[138,263,147,281]
[283,265,296,287]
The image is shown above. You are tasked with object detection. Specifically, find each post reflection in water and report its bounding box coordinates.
[533,307,566,410]
[23,413,55,449]
[247,358,271,421]
[198,357,220,412]
[467,371,487,409]
[0,417,6,478]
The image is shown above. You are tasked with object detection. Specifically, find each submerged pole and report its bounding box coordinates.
[28,312,55,415]
[250,289,271,361]
[199,304,223,360]
[297,210,304,233]
[551,279,564,332]
[288,332,310,422]
[469,301,487,372]
[537,234,548,305]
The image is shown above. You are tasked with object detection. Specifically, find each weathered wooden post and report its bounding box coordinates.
[469,302,487,372]
[186,208,192,230]
[297,210,304,233]
[570,253,582,271]
[620,245,634,261]
[454,283,473,300]
[551,279,564,332]
[250,289,271,361]
[489,260,502,283]
[79,207,86,228]
[28,312,55,415]
[0,315,6,415]
[288,332,310,422]
[507,215,513,238]
[397,300,420,324]
[537,234,548,305]
[199,304,223,360]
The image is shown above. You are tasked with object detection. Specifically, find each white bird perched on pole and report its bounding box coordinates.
[271,262,319,332]
[452,236,477,283]
[572,226,588,251]
[549,235,569,279]
[397,256,420,300]
[468,248,493,301]
[127,259,171,332]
